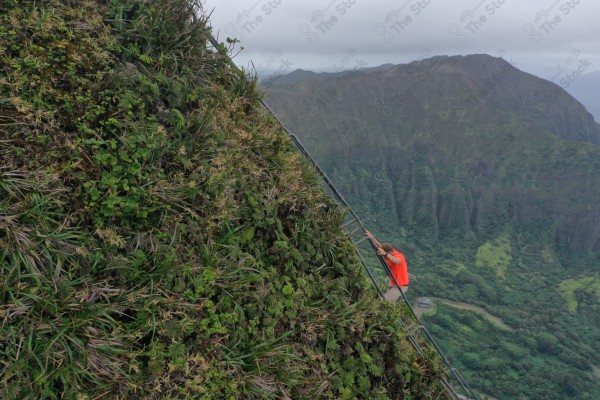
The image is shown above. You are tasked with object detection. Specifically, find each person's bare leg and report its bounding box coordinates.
[384,286,401,302]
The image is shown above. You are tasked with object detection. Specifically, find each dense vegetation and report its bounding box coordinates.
[262,60,600,400]
[0,1,452,398]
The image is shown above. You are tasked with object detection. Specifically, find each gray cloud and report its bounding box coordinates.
[201,0,600,77]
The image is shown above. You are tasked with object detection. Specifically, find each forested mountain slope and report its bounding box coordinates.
[262,55,600,399]
[0,1,453,398]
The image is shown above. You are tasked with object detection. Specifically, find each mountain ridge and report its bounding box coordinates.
[266,54,600,146]
[265,58,600,256]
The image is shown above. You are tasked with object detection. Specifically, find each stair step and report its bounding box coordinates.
[352,236,368,245]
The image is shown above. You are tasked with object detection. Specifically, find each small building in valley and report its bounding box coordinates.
[417,297,432,308]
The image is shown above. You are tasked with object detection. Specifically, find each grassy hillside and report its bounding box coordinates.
[0,1,452,399]
[262,58,600,399]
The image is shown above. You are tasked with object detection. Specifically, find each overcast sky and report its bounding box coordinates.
[200,0,599,82]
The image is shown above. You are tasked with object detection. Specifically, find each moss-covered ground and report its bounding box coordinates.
[0,1,451,398]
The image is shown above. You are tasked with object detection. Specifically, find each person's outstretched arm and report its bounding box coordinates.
[364,230,382,248]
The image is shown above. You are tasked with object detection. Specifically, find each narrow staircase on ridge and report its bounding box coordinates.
[207,32,482,400]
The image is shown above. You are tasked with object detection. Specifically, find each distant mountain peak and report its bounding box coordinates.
[262,68,319,85]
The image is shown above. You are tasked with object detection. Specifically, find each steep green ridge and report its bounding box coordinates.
[262,57,600,399]
[0,1,452,399]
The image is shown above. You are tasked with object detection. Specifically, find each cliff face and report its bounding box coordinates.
[0,1,450,398]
